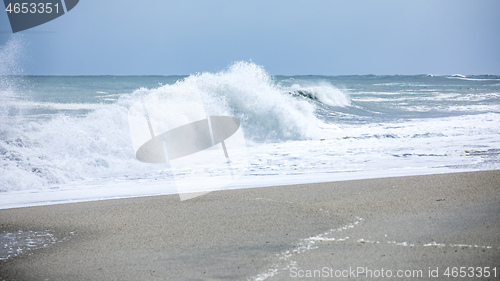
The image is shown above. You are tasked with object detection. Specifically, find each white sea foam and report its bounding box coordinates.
[122,61,334,141]
[0,230,71,261]
[8,100,108,111]
[0,62,343,194]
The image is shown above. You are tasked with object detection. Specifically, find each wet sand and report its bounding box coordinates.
[1,170,499,280]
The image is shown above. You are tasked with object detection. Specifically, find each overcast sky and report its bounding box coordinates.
[1,0,499,75]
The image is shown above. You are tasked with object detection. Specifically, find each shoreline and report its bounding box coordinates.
[1,170,499,280]
[0,167,481,210]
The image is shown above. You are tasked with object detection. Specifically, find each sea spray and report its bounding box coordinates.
[1,61,344,192]
[0,36,26,119]
[1,36,35,191]
[127,61,341,142]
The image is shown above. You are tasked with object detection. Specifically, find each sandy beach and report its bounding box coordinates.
[1,170,499,280]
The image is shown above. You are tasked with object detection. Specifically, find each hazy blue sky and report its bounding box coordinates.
[1,0,499,75]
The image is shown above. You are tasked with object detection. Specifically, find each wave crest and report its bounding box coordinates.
[128,61,337,141]
[286,82,351,107]
[1,61,348,192]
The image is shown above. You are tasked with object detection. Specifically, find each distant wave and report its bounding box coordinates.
[447,74,500,81]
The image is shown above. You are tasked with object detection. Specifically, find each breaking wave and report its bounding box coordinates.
[0,60,349,192]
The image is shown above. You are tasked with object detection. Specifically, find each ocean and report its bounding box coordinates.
[1,61,500,208]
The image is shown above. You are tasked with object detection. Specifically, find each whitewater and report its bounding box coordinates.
[1,48,500,209]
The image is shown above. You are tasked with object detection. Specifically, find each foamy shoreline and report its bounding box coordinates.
[0,167,477,210]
